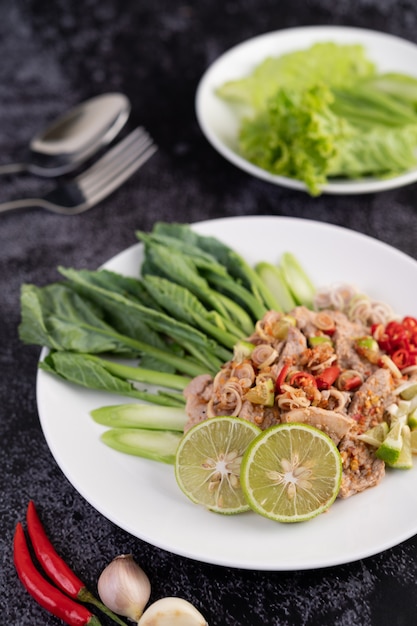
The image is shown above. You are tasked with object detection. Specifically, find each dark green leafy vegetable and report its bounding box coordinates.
[19,283,209,377]
[40,352,186,406]
[19,221,319,463]
[149,222,283,311]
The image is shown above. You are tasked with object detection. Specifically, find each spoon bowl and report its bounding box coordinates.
[1,93,131,177]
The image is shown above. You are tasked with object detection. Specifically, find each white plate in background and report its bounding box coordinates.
[196,26,417,194]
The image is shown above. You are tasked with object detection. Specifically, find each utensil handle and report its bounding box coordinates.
[0,162,27,175]
[0,198,47,213]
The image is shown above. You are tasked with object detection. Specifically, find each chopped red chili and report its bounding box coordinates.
[315,366,341,390]
[391,349,410,369]
[275,363,290,393]
[374,316,417,368]
[402,316,417,331]
[289,371,318,388]
[341,375,362,391]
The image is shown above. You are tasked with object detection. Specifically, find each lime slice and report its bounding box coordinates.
[388,425,413,470]
[408,407,417,430]
[175,417,261,514]
[240,423,342,523]
[376,420,403,464]
[410,428,417,454]
[396,380,417,401]
[358,422,389,447]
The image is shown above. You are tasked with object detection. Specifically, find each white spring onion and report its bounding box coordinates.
[98,554,151,621]
[138,597,208,626]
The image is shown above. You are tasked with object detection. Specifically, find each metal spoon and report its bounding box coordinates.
[0,93,131,177]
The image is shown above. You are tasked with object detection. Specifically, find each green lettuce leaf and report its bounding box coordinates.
[239,84,353,195]
[239,82,417,195]
[216,42,376,112]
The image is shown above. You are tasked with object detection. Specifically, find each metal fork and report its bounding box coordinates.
[0,127,157,215]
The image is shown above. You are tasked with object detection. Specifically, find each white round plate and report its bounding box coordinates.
[196,26,417,194]
[37,216,417,570]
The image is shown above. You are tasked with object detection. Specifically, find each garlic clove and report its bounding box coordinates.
[137,597,208,626]
[98,554,151,621]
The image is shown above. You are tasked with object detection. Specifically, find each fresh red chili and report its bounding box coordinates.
[391,348,411,369]
[374,316,417,367]
[402,316,417,331]
[289,371,318,388]
[340,375,362,391]
[385,321,407,340]
[13,522,101,626]
[315,366,341,390]
[26,500,84,599]
[275,363,290,393]
[26,501,127,626]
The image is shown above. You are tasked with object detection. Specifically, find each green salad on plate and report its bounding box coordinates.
[216,42,417,195]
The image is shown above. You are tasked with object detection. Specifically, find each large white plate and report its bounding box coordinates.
[196,26,417,194]
[37,216,417,570]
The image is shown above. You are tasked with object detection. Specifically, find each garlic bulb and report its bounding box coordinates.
[138,597,208,626]
[98,554,151,621]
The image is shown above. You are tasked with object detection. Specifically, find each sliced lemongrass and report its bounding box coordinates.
[91,404,186,431]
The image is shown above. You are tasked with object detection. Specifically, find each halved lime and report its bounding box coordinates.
[175,416,261,514]
[240,423,342,523]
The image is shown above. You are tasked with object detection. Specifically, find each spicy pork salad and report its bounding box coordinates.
[183,286,417,502]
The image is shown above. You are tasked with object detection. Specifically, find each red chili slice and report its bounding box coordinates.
[289,371,318,388]
[391,348,410,370]
[315,366,341,390]
[341,375,362,391]
[275,363,290,393]
[385,321,408,342]
[402,316,417,332]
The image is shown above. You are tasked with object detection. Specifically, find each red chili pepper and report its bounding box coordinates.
[370,322,383,338]
[341,375,362,391]
[26,500,85,599]
[13,522,101,626]
[385,321,407,342]
[391,348,411,369]
[289,371,318,388]
[402,316,417,331]
[275,363,289,393]
[26,501,127,626]
[410,331,417,349]
[377,335,391,353]
[315,366,341,390]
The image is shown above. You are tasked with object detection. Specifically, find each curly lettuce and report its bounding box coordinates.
[216,43,417,195]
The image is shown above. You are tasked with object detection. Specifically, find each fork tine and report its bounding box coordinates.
[79,129,154,197]
[82,140,157,208]
[76,127,151,186]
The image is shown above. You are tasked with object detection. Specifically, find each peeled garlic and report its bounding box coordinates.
[98,554,151,621]
[138,597,208,626]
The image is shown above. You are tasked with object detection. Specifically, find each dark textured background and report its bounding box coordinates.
[2,1,417,625]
